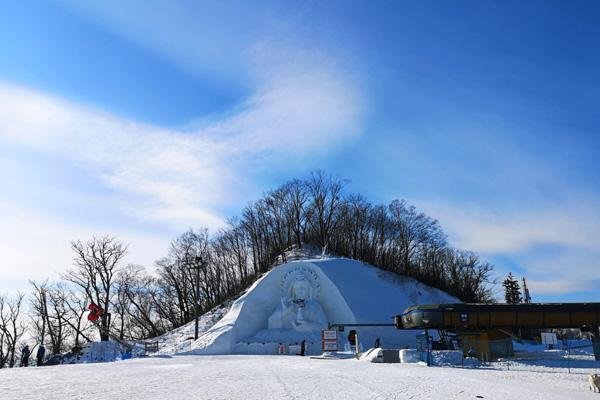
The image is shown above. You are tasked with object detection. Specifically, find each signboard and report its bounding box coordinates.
[322,330,338,340]
[144,341,159,353]
[322,329,338,352]
[322,341,338,351]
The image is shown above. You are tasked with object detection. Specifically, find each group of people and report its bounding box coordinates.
[20,344,46,367]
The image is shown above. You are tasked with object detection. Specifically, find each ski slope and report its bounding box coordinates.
[1,353,598,400]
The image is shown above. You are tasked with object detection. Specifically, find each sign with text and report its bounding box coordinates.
[144,341,159,353]
[322,329,338,351]
[322,330,338,340]
[322,341,338,351]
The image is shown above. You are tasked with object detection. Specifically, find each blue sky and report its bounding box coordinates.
[0,1,598,301]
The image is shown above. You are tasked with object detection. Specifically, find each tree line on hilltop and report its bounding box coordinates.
[0,171,495,367]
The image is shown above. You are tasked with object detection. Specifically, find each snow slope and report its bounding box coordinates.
[184,258,457,355]
[151,302,232,355]
[315,258,458,348]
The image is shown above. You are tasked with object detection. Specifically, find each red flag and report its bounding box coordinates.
[87,303,103,322]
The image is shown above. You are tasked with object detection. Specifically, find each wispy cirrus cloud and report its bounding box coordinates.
[0,2,366,293]
[0,47,364,231]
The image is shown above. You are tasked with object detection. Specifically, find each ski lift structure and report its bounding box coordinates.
[396,302,600,361]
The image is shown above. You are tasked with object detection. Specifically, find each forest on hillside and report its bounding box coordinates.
[0,171,494,367]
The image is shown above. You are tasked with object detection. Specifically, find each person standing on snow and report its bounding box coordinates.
[467,346,477,358]
[36,344,46,366]
[374,338,381,348]
[21,345,31,367]
[300,340,306,356]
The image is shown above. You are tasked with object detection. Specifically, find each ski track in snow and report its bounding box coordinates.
[1,354,598,400]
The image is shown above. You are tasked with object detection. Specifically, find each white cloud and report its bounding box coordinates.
[0,48,363,229]
[0,1,368,292]
[414,199,600,295]
[0,200,169,293]
[415,200,600,254]
[0,30,365,292]
[527,278,600,296]
[0,84,226,230]
[62,1,310,84]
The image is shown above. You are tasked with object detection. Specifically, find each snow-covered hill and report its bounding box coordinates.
[161,257,457,356]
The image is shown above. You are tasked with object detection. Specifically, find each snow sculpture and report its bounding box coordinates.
[187,261,358,355]
[267,270,327,332]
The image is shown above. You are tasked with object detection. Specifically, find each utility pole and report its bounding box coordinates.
[188,255,204,340]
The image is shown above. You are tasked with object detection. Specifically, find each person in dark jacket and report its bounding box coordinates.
[21,345,31,367]
[374,338,381,348]
[300,340,306,356]
[36,344,46,366]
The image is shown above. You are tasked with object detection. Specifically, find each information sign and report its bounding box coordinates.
[322,330,338,340]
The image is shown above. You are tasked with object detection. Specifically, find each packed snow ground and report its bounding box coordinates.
[1,352,598,400]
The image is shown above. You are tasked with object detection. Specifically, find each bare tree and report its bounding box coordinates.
[30,281,70,354]
[154,230,210,329]
[29,280,49,347]
[114,265,165,339]
[306,171,347,254]
[61,287,93,347]
[63,236,128,341]
[0,293,26,368]
[283,179,308,249]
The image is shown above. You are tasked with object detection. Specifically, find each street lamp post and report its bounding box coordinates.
[188,255,203,340]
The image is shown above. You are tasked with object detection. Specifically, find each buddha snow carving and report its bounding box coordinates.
[268,270,327,332]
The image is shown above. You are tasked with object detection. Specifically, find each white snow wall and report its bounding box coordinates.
[188,261,356,354]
